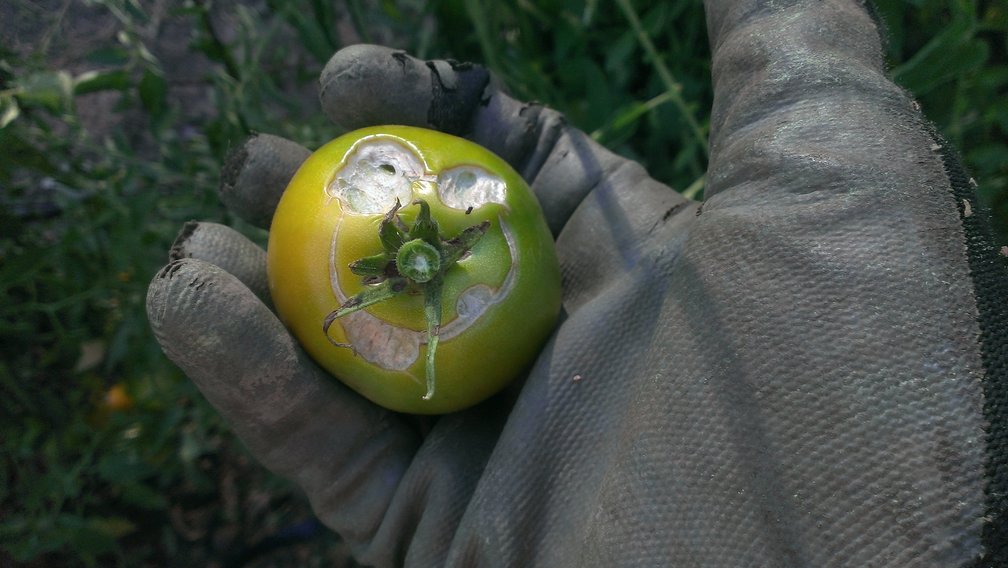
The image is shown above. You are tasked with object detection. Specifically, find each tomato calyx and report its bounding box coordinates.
[322,198,490,401]
[397,239,441,283]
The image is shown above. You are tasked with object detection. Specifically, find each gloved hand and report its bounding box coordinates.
[147,0,1008,565]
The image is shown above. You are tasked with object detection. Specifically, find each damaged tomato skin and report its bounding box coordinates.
[267,125,561,414]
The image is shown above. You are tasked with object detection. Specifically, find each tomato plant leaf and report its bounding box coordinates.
[138,69,168,120]
[14,70,73,112]
[73,69,131,95]
[0,95,20,129]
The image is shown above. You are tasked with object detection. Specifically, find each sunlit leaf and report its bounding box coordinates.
[73,69,131,95]
[14,70,73,112]
[0,95,20,129]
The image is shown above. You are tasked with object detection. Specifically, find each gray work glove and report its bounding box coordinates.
[147,0,1008,565]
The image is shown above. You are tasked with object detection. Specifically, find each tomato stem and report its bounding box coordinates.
[396,239,441,283]
[422,275,443,400]
[322,199,489,402]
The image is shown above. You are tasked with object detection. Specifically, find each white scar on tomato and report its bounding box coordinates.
[437,166,507,210]
[328,218,517,372]
[325,138,428,213]
[324,138,516,372]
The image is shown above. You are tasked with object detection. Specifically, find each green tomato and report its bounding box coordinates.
[267,125,562,414]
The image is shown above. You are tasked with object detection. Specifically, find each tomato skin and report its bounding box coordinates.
[267,126,561,414]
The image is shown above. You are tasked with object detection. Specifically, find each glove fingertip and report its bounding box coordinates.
[320,44,432,130]
[220,133,311,228]
[318,44,491,136]
[146,258,264,361]
[425,58,490,136]
[145,258,307,426]
[168,221,200,262]
[169,221,271,305]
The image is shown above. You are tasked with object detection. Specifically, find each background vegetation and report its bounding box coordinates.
[2,0,1005,565]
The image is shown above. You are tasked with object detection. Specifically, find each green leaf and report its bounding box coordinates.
[0,516,68,560]
[0,95,20,129]
[85,46,131,66]
[178,429,204,463]
[138,68,168,119]
[266,0,338,63]
[14,70,73,112]
[60,515,117,555]
[581,58,612,131]
[604,32,637,85]
[73,69,131,95]
[595,91,673,142]
[892,13,988,96]
[97,451,154,484]
[119,482,168,510]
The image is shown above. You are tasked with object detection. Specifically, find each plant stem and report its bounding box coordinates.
[614,0,709,157]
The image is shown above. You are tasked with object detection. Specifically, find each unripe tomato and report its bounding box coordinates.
[267,126,561,414]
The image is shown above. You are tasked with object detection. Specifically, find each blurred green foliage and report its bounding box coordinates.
[1,0,1005,565]
[877,0,1008,242]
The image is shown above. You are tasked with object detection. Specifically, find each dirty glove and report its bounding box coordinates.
[147,0,1008,565]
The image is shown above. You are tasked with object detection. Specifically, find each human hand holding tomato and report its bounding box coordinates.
[147,1,1008,565]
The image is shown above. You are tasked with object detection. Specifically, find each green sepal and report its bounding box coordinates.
[379,199,407,253]
[322,277,408,339]
[349,252,393,278]
[396,239,441,283]
[441,220,490,266]
[409,199,441,244]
